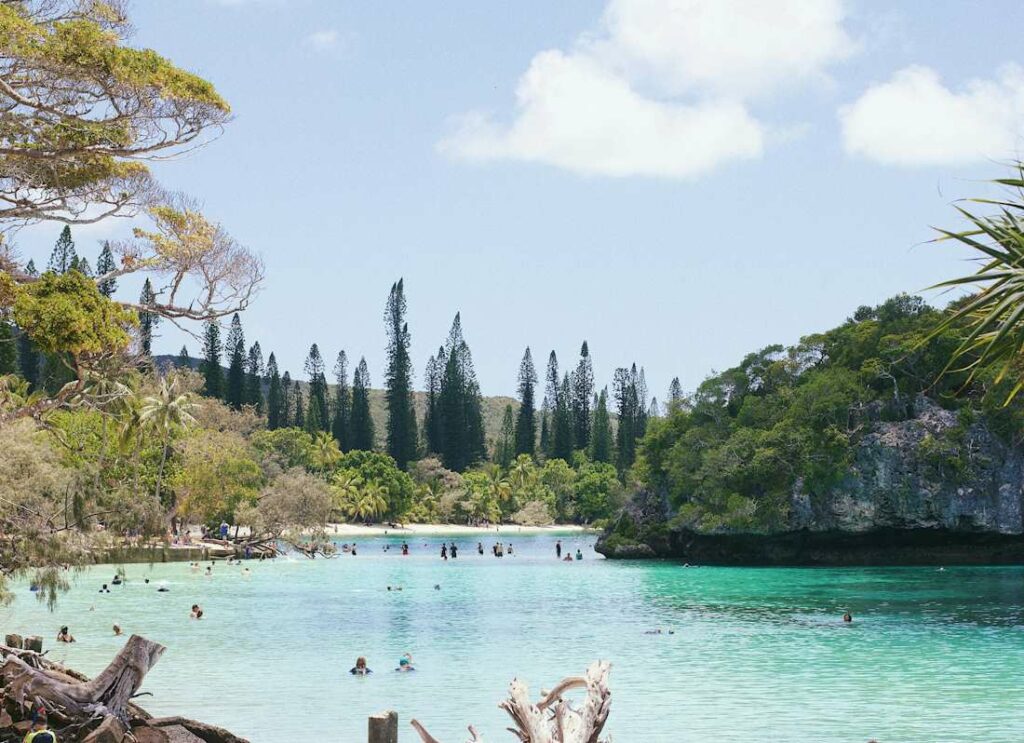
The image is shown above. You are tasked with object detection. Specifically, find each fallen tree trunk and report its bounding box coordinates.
[1,634,164,723]
[411,662,612,743]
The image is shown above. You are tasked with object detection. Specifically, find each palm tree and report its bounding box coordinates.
[310,431,342,472]
[139,375,198,508]
[331,472,362,520]
[930,164,1024,402]
[358,483,388,523]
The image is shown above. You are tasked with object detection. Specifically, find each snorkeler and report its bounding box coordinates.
[111,574,122,586]
[350,656,372,675]
[99,584,110,593]
[395,653,415,672]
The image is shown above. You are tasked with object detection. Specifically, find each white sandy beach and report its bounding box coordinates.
[324,522,597,537]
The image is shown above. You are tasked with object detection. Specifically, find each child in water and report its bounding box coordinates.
[350,656,372,675]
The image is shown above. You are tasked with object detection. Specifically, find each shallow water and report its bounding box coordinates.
[3,533,1023,742]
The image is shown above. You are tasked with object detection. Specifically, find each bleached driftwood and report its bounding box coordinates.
[0,634,164,724]
[411,661,612,743]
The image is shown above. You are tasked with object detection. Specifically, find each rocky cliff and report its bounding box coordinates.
[598,397,1024,564]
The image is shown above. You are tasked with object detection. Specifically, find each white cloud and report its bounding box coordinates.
[440,51,763,178]
[306,29,340,52]
[440,0,853,179]
[840,64,1024,166]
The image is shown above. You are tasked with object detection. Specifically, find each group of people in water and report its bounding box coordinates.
[349,653,416,675]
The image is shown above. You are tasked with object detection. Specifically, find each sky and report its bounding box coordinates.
[14,0,1024,400]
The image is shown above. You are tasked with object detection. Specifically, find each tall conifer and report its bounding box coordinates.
[47,226,76,274]
[514,347,537,457]
[551,373,574,461]
[96,242,117,297]
[138,278,158,356]
[292,379,305,430]
[303,343,329,432]
[177,345,191,368]
[495,404,515,468]
[280,371,293,428]
[571,341,594,449]
[200,320,224,398]
[422,347,444,455]
[590,388,613,463]
[384,279,418,468]
[245,342,265,414]
[224,314,246,409]
[266,353,283,429]
[332,351,352,450]
[350,357,374,450]
[436,314,485,471]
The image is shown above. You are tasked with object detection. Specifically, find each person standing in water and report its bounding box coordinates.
[441,543,448,560]
[575,548,583,560]
[556,540,562,559]
[477,542,484,555]
[450,542,458,558]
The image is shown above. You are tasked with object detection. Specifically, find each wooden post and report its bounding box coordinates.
[4,634,23,649]
[23,636,42,653]
[368,710,398,743]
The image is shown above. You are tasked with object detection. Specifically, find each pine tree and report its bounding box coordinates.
[350,357,374,450]
[292,379,305,430]
[571,341,594,449]
[281,371,293,428]
[384,279,418,468]
[96,242,117,297]
[0,320,18,375]
[224,314,246,409]
[304,343,329,432]
[636,367,650,439]
[668,377,684,413]
[266,353,283,429]
[72,256,92,277]
[200,320,224,398]
[613,365,642,472]
[245,342,265,414]
[138,278,159,356]
[47,226,77,274]
[15,326,39,390]
[590,388,613,463]
[436,314,485,471]
[542,351,560,458]
[24,260,37,276]
[332,351,352,451]
[648,396,661,419]
[422,347,444,455]
[551,373,574,461]
[177,345,190,368]
[539,409,550,456]
[495,404,515,468]
[514,347,537,457]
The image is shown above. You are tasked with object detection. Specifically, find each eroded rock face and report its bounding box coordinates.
[599,398,1024,564]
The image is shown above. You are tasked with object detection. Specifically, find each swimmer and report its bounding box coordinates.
[563,555,573,562]
[111,574,122,585]
[575,549,583,560]
[395,653,415,672]
[190,562,200,572]
[350,656,372,675]
[190,604,204,619]
[434,584,441,590]
[242,567,251,578]
[113,624,123,636]
[842,612,853,623]
[204,566,212,577]
[144,578,150,584]
[99,583,111,593]
[56,626,75,643]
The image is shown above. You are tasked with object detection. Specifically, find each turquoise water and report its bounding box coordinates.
[2,534,1023,742]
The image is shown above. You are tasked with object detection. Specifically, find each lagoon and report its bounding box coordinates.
[3,533,1023,742]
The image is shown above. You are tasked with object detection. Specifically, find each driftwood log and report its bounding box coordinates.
[411,662,612,743]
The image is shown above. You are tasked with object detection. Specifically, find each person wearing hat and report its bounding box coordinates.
[24,710,57,742]
[395,653,415,672]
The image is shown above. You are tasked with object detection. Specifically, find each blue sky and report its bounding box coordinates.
[15,0,1024,400]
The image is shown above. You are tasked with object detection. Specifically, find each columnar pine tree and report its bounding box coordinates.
[636,367,650,439]
[436,314,485,471]
[71,256,92,277]
[16,325,39,390]
[648,397,660,419]
[47,226,76,274]
[332,351,352,450]
[571,341,594,449]
[422,347,444,455]
[96,242,117,297]
[200,320,224,398]
[266,353,283,429]
[539,408,550,456]
[514,347,537,457]
[0,320,17,375]
[224,314,246,409]
[551,373,574,461]
[292,379,305,430]
[280,371,293,428]
[384,279,418,468]
[177,345,190,368]
[303,343,329,432]
[245,342,265,414]
[668,377,684,412]
[350,357,374,450]
[24,260,37,276]
[613,364,642,472]
[590,388,613,463]
[138,278,159,356]
[542,351,560,458]
[495,404,515,468]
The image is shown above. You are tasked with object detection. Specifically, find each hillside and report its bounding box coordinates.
[155,355,518,450]
[598,295,1024,565]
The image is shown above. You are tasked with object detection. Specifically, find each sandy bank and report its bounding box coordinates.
[325,523,596,537]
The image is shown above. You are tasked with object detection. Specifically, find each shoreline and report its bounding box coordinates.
[325,523,597,537]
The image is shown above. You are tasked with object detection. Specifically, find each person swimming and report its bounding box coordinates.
[350,656,372,675]
[113,624,123,636]
[111,574,122,585]
[204,566,212,577]
[56,626,75,643]
[395,653,415,672]
[842,612,853,623]
[190,604,203,619]
[575,549,583,560]
[99,583,110,593]
[402,543,409,556]
[242,567,251,578]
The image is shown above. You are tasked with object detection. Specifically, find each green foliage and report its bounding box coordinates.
[251,427,315,470]
[332,450,415,519]
[514,347,537,457]
[224,314,245,410]
[384,279,418,468]
[350,357,374,450]
[200,320,223,398]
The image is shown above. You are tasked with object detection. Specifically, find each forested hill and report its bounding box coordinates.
[598,294,1024,565]
[154,355,517,448]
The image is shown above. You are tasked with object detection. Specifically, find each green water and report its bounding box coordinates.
[2,534,1022,742]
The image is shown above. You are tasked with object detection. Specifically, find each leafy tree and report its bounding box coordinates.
[350,357,374,450]
[251,427,315,470]
[139,375,198,510]
[331,450,416,519]
[571,341,594,449]
[304,343,329,432]
[495,403,515,468]
[245,342,265,414]
[574,461,622,523]
[96,242,117,297]
[200,320,224,399]
[0,319,17,374]
[384,279,418,468]
[171,430,262,524]
[47,226,77,275]
[514,347,537,457]
[332,351,351,451]
[590,388,613,463]
[138,278,159,356]
[223,314,246,409]
[266,353,283,429]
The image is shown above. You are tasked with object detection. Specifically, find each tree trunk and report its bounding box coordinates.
[155,440,168,507]
[1,634,165,722]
